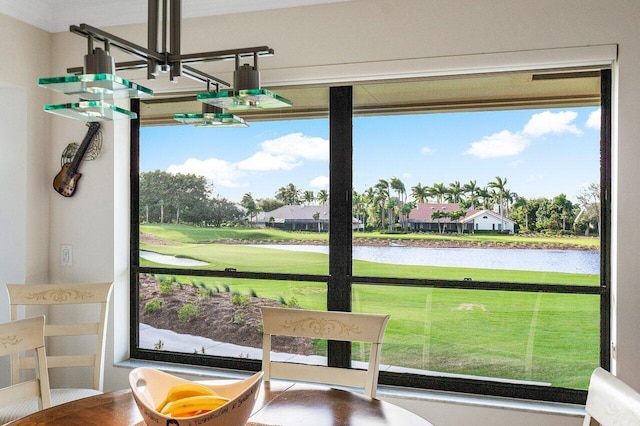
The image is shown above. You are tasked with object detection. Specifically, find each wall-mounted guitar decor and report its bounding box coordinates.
[52,122,101,197]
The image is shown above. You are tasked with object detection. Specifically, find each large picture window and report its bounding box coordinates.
[130,68,610,403]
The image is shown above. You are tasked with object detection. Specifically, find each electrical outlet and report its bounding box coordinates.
[61,244,73,267]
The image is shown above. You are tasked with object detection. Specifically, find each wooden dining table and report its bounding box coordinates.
[6,380,434,426]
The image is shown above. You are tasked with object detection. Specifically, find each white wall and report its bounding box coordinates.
[0,13,51,389]
[3,0,640,424]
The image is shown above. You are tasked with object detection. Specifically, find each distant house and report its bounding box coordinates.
[408,203,515,234]
[253,204,362,232]
[462,209,516,233]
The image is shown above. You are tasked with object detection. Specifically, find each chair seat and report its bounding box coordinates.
[0,388,102,425]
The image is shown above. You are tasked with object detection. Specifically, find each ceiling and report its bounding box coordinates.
[141,70,602,125]
[0,0,352,33]
[0,0,602,123]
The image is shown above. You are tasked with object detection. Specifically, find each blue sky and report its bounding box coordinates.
[140,106,600,203]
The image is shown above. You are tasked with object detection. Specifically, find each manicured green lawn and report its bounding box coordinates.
[139,224,600,389]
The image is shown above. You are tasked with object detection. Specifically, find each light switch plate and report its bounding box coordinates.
[61,244,72,267]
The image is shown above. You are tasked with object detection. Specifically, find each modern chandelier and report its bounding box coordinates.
[38,0,292,124]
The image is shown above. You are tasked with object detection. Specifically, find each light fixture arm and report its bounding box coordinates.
[66,0,275,88]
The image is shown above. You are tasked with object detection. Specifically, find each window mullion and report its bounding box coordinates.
[328,86,353,368]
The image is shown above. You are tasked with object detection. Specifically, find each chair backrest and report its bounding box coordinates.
[260,306,390,398]
[0,315,51,412]
[6,282,114,392]
[583,367,640,426]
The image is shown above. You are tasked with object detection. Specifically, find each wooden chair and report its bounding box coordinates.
[5,283,114,411]
[260,306,390,398]
[0,316,51,425]
[583,367,640,425]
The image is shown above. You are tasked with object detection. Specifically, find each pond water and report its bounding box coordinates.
[248,244,600,274]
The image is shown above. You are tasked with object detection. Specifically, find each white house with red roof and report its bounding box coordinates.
[408,203,515,234]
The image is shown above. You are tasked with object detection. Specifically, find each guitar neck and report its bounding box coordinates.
[67,122,101,174]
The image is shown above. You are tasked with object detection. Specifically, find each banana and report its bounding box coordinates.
[160,395,231,417]
[155,383,218,412]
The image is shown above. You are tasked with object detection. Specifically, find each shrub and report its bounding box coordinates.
[144,298,163,314]
[231,311,246,325]
[178,303,199,324]
[198,287,211,300]
[231,293,250,306]
[159,280,174,295]
[249,289,258,298]
[222,283,231,292]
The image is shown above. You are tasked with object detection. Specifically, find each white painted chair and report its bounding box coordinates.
[0,316,51,425]
[4,282,113,420]
[260,306,390,398]
[583,367,640,425]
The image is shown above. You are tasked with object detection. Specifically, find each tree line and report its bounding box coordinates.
[140,171,600,235]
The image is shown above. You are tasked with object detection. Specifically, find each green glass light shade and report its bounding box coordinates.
[38,73,153,100]
[173,112,248,127]
[197,89,293,111]
[43,101,137,121]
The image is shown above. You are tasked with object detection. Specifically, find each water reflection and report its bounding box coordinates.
[248,245,599,274]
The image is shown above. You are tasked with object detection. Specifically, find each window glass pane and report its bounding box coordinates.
[353,285,600,389]
[139,273,327,357]
[352,107,601,286]
[139,118,329,275]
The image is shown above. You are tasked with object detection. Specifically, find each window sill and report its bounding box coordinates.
[116,359,585,419]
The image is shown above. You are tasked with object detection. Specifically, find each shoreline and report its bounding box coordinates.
[140,233,598,252]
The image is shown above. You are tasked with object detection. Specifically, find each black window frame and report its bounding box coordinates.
[130,69,611,404]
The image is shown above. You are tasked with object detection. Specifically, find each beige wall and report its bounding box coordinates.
[2,0,640,424]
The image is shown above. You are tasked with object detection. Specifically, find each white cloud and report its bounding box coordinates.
[167,157,246,188]
[586,108,601,130]
[522,110,582,137]
[421,146,434,155]
[463,130,530,158]
[260,132,329,161]
[166,132,327,190]
[310,175,329,189]
[237,152,302,171]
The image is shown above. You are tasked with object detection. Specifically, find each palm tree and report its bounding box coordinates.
[316,189,329,205]
[488,176,508,232]
[477,187,493,209]
[430,182,447,203]
[390,177,407,230]
[431,210,446,233]
[463,180,479,209]
[449,209,467,234]
[411,182,429,204]
[303,190,315,205]
[374,179,389,231]
[276,183,301,205]
[446,180,463,203]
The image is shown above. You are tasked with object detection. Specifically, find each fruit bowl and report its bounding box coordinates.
[129,367,263,426]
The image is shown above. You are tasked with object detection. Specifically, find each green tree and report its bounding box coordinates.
[411,182,429,204]
[463,180,480,209]
[316,189,329,205]
[276,183,301,205]
[374,179,390,231]
[240,192,259,227]
[576,183,601,236]
[488,176,508,232]
[446,180,463,203]
[303,190,315,205]
[257,198,284,213]
[390,177,407,230]
[430,182,447,203]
